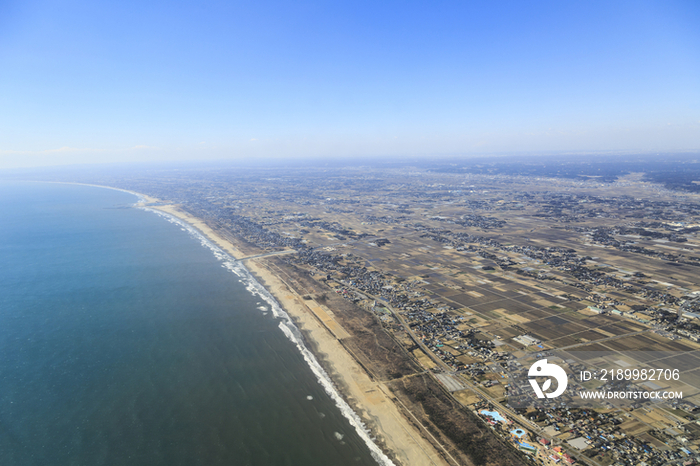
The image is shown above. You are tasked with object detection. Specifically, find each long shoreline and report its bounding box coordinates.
[137,199,451,466]
[14,181,453,465]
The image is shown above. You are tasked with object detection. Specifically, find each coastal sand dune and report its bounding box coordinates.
[146,200,451,466]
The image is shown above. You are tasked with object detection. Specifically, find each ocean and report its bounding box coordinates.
[0,182,386,466]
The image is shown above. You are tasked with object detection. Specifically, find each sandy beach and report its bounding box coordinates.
[144,200,451,466]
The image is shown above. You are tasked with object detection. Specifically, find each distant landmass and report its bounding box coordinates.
[428,153,700,191]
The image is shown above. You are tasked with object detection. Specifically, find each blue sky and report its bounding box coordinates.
[1,0,698,168]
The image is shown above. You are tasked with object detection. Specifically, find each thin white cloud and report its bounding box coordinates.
[128,145,160,150]
[0,146,94,155]
[0,145,164,154]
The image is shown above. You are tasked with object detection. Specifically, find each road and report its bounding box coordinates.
[238,249,297,261]
[343,283,605,466]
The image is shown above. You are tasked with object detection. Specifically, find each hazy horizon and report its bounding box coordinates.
[1,0,698,170]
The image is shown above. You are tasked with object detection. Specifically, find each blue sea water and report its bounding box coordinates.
[0,182,384,466]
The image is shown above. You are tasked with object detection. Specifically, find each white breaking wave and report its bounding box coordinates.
[140,207,395,466]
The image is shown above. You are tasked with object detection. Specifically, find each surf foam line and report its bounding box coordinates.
[141,207,396,466]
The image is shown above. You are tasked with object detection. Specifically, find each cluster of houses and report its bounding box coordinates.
[476,400,700,466]
[477,405,578,464]
[524,405,696,465]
